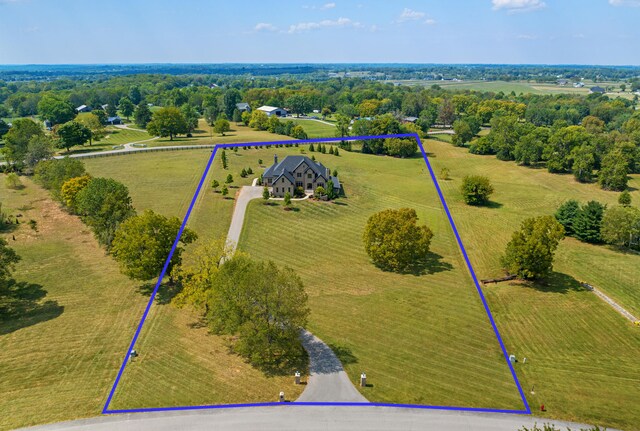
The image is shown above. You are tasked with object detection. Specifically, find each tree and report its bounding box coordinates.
[60,174,91,213]
[263,186,270,202]
[56,121,91,152]
[383,138,418,158]
[211,179,220,192]
[76,177,136,247]
[37,94,75,125]
[286,94,310,117]
[105,103,117,117]
[619,190,632,207]
[232,109,242,124]
[128,86,142,105]
[555,200,580,236]
[0,119,10,138]
[76,113,105,145]
[223,88,242,118]
[437,99,456,126]
[335,113,351,143]
[213,118,231,136]
[34,157,86,200]
[326,179,336,199]
[146,107,188,140]
[111,210,197,282]
[501,216,565,280]
[600,205,640,249]
[25,136,55,168]
[290,125,308,140]
[247,167,253,175]
[221,150,228,169]
[221,185,229,197]
[573,201,606,243]
[249,110,269,130]
[225,174,234,185]
[240,168,247,178]
[452,118,474,147]
[570,144,595,183]
[118,97,135,120]
[202,255,309,369]
[1,118,44,166]
[241,111,251,126]
[321,107,332,120]
[134,103,153,128]
[0,238,20,281]
[181,104,200,133]
[284,192,292,208]
[598,149,629,191]
[5,173,21,189]
[363,208,434,272]
[460,175,494,206]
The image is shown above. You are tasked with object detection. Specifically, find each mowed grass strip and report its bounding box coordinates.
[284,118,336,138]
[238,148,524,409]
[425,138,640,430]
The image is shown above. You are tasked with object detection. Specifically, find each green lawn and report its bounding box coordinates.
[425,138,640,430]
[238,148,524,409]
[285,118,336,138]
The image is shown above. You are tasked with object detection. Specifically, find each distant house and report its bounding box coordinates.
[263,155,340,198]
[573,82,585,88]
[101,104,109,111]
[236,102,251,113]
[557,79,569,86]
[107,116,122,125]
[76,105,92,113]
[43,120,52,131]
[257,106,288,117]
[402,116,419,124]
[590,86,606,94]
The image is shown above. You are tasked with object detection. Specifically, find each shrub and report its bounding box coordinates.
[439,168,450,181]
[460,175,494,205]
[5,173,22,189]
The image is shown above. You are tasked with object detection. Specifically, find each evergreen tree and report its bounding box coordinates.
[309,143,315,152]
[573,201,606,243]
[555,200,580,236]
[619,190,632,207]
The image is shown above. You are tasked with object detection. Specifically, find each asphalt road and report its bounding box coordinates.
[18,406,607,431]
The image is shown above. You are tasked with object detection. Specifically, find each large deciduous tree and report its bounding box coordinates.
[37,94,76,125]
[146,107,188,140]
[56,121,91,152]
[118,97,135,120]
[111,210,197,282]
[600,205,640,249]
[34,157,86,200]
[76,177,136,247]
[598,149,629,191]
[1,118,44,166]
[363,208,434,272]
[501,216,565,280]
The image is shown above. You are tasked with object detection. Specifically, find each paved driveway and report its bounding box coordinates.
[225,185,264,251]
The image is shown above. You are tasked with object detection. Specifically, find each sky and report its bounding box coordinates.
[0,0,639,65]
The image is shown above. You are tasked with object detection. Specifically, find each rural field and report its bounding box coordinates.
[2,137,639,429]
[237,146,525,409]
[284,118,336,137]
[424,138,640,430]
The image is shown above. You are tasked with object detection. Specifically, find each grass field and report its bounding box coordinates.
[424,138,640,430]
[237,147,525,409]
[285,118,336,138]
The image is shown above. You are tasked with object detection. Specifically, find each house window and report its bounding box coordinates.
[282,178,285,183]
[307,173,312,178]
[318,183,324,188]
[288,187,291,192]
[307,183,312,189]
[275,187,278,193]
[297,173,302,177]
[296,181,303,188]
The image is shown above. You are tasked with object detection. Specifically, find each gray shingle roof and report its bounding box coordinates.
[264,155,330,181]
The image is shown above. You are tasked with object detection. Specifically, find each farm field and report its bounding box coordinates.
[424,138,640,430]
[237,147,525,409]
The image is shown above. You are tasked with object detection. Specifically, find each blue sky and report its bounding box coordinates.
[0,0,639,65]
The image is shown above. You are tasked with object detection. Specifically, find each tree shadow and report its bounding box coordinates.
[136,282,181,304]
[395,251,454,276]
[327,343,358,366]
[520,272,587,295]
[485,200,504,209]
[0,280,64,335]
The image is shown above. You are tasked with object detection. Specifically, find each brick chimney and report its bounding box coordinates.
[274,154,278,165]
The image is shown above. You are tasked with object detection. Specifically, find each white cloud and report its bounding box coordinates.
[517,33,537,39]
[424,18,437,25]
[397,8,426,22]
[492,0,546,13]
[288,17,362,33]
[321,2,336,9]
[608,0,640,6]
[254,22,278,32]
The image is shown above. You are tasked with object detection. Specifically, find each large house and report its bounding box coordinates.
[590,86,606,94]
[257,105,288,117]
[236,102,251,113]
[263,155,340,198]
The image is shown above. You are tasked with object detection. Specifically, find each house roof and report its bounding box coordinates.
[76,105,88,111]
[257,105,285,113]
[264,155,330,181]
[107,116,121,122]
[403,116,418,123]
[236,102,250,109]
[590,86,605,93]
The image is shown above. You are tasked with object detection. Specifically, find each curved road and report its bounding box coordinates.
[17,406,606,431]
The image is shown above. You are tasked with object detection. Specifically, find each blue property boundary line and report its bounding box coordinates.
[102,133,531,416]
